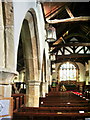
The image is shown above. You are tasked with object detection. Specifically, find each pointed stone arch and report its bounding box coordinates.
[17,9,40,107]
[23,10,40,81]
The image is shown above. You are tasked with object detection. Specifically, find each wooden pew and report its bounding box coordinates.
[39,97,89,107]
[13,91,90,120]
[19,106,90,113]
[39,91,89,107]
[40,97,88,103]
[12,93,26,112]
[13,111,90,120]
[41,102,89,107]
[13,103,90,119]
[13,105,90,119]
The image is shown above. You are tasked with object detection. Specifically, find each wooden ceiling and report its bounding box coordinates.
[42,2,90,64]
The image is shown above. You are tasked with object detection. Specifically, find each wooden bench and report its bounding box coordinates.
[41,102,89,107]
[40,96,90,107]
[13,111,90,120]
[13,91,90,120]
[12,93,26,112]
[19,106,90,113]
[40,97,88,102]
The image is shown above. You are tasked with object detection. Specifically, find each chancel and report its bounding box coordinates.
[0,1,90,120]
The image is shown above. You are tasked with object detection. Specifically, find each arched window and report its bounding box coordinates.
[60,62,77,81]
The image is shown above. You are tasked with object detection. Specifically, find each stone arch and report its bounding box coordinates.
[57,61,79,82]
[23,10,40,81]
[20,19,34,81]
[26,9,41,67]
[17,9,40,107]
[17,8,41,82]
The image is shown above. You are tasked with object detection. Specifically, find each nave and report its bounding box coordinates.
[12,88,90,120]
[0,1,90,119]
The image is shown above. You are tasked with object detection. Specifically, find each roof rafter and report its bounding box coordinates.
[65,6,74,18]
[57,54,90,59]
[51,43,90,47]
[46,16,90,24]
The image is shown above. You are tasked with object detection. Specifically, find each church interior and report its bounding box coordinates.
[0,1,90,120]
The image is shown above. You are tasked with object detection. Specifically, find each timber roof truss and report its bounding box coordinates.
[42,2,90,64]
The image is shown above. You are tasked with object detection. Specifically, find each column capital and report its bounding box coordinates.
[0,69,18,84]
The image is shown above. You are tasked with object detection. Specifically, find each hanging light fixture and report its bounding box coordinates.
[45,24,57,43]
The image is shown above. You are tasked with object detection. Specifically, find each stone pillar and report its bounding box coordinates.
[85,62,88,85]
[41,82,46,97]
[0,71,16,98]
[46,58,50,90]
[88,60,90,83]
[0,70,16,119]
[26,80,40,107]
[0,2,5,68]
[79,84,83,92]
[2,2,15,71]
[45,81,48,94]
[86,76,89,85]
[0,2,15,96]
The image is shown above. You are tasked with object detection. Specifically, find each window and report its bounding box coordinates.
[60,62,76,81]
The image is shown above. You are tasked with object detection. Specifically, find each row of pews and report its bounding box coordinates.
[39,91,89,107]
[12,91,90,120]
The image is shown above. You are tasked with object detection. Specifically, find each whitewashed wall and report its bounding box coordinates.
[77,63,85,82]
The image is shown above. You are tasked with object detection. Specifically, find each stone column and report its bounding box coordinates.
[45,81,48,94]
[79,84,83,92]
[0,70,16,98]
[45,67,50,94]
[0,70,16,119]
[41,82,46,97]
[0,2,16,119]
[0,2,5,68]
[2,2,15,70]
[88,60,90,83]
[26,80,40,107]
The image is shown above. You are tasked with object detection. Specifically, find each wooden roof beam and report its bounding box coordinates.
[46,16,90,24]
[57,54,90,59]
[50,43,90,53]
[51,43,90,47]
[65,6,74,18]
[53,36,65,45]
[53,58,89,64]
[46,6,64,20]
